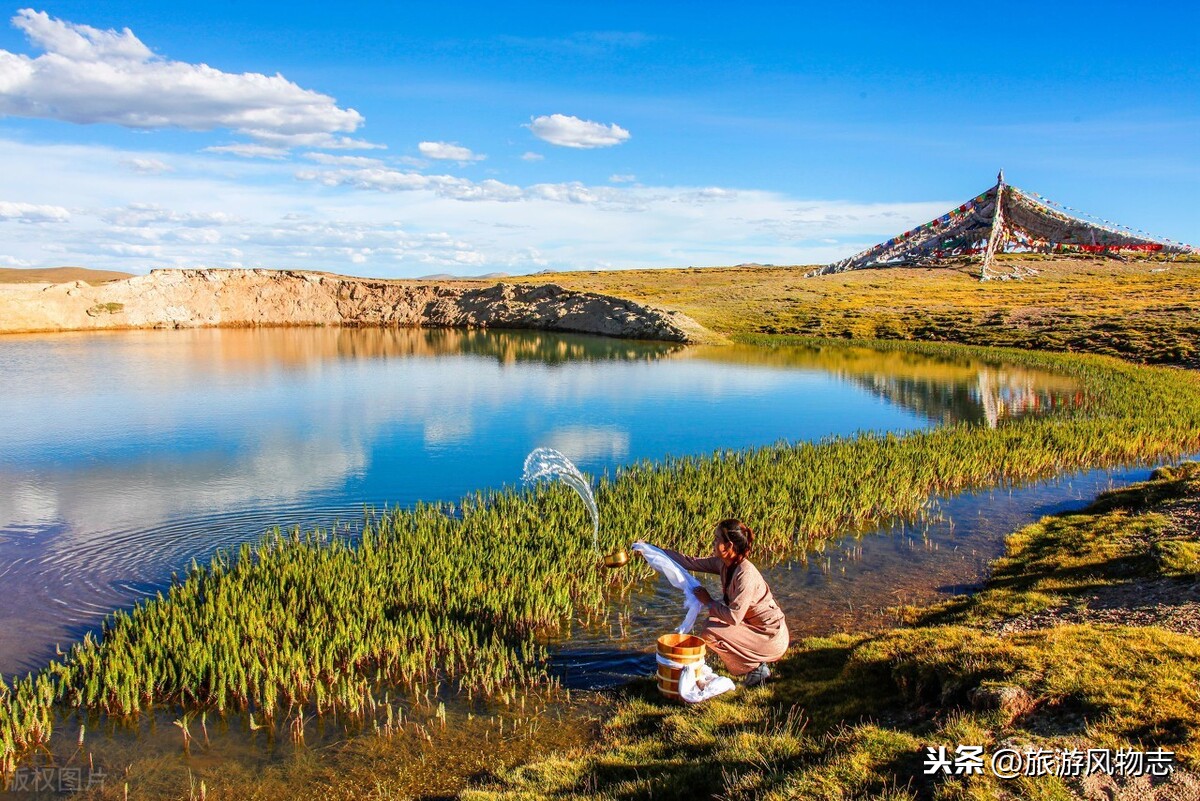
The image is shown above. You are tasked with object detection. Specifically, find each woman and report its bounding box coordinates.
[656,519,788,687]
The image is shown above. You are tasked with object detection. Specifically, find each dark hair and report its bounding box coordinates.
[716,518,754,558]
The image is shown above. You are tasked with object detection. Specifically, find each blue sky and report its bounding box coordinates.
[0,2,1195,276]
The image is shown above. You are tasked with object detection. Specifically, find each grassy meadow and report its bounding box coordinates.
[509,256,1200,366]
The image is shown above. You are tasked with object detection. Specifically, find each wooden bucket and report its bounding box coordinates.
[656,633,705,701]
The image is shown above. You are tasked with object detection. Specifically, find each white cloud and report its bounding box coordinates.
[302,152,385,168]
[166,227,222,244]
[120,157,172,174]
[101,203,236,227]
[525,181,628,205]
[0,200,70,222]
[204,143,289,160]
[528,114,630,149]
[296,167,650,209]
[0,9,365,144]
[297,167,525,202]
[417,141,485,162]
[676,187,737,203]
[609,174,636,183]
[97,242,162,257]
[0,254,35,266]
[244,131,384,150]
[520,151,544,161]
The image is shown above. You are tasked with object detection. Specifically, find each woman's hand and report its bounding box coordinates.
[693,586,713,605]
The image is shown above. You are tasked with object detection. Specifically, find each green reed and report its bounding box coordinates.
[3,337,1200,776]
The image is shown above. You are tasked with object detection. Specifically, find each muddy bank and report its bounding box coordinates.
[0,268,715,343]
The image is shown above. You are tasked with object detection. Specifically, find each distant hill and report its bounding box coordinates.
[416,271,511,280]
[0,267,134,285]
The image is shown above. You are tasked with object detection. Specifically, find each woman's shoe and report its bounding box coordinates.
[743,663,771,687]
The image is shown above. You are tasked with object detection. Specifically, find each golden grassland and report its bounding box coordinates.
[466,465,1200,801]
[509,256,1200,365]
[0,267,133,284]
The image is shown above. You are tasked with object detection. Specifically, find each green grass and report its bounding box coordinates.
[3,338,1200,781]
[466,465,1200,801]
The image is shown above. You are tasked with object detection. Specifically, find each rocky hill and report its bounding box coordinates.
[0,268,713,343]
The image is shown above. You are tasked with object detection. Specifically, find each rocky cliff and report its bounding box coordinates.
[0,268,714,343]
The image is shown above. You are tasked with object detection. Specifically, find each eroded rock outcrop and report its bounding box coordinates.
[0,268,713,343]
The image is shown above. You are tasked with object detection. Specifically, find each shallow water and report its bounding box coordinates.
[0,327,1080,675]
[15,684,604,800]
[550,462,1157,688]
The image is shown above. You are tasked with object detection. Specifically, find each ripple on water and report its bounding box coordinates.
[0,501,369,674]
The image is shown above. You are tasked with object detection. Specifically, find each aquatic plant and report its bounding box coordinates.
[3,338,1200,775]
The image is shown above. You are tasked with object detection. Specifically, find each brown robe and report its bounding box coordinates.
[662,548,789,675]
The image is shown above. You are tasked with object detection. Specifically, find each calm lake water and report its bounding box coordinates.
[0,327,1083,675]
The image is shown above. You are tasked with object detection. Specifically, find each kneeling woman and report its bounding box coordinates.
[660,519,789,686]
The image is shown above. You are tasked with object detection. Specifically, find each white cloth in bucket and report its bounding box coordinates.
[631,542,703,634]
[655,653,736,703]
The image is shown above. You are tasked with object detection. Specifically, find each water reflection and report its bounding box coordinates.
[0,328,1078,674]
[145,325,687,370]
[685,343,1083,427]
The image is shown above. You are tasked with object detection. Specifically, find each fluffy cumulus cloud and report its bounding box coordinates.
[0,9,369,149]
[0,200,69,222]
[417,141,484,162]
[528,114,630,148]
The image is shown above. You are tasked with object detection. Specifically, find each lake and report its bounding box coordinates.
[0,326,1082,675]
